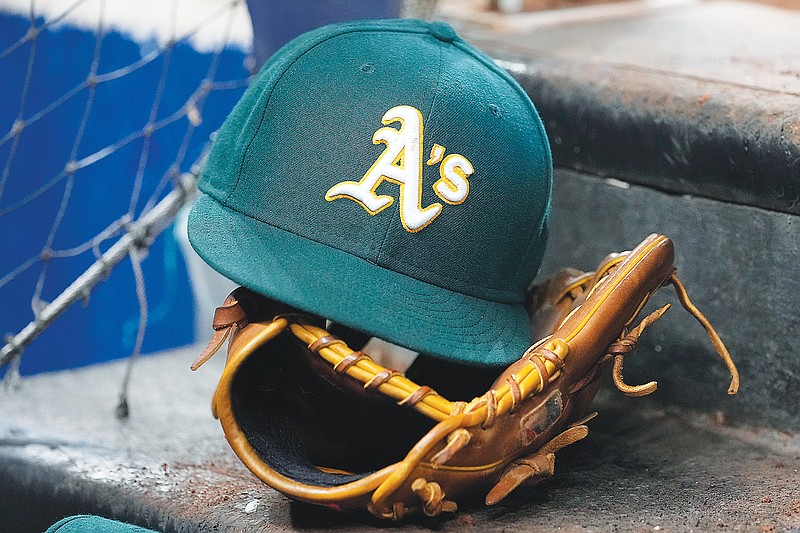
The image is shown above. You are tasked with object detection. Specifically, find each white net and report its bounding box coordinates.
[0,0,252,413]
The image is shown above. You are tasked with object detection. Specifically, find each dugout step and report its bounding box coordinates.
[446,0,800,215]
[1,2,799,531]
[1,346,798,532]
[445,0,800,433]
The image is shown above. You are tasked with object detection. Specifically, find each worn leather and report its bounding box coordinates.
[194,234,739,520]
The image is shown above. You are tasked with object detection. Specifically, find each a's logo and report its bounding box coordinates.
[325,105,473,233]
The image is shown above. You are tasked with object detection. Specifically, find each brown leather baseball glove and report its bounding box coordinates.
[192,234,739,519]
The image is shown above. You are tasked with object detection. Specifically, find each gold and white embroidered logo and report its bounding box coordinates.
[325,104,473,233]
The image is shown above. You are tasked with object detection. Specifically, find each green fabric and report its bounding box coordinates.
[189,19,552,365]
[45,515,159,533]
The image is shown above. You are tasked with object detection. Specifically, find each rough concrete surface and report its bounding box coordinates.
[452,1,800,215]
[1,2,799,531]
[0,345,798,532]
[541,169,800,433]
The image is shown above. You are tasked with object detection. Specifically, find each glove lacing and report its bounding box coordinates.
[604,272,739,397]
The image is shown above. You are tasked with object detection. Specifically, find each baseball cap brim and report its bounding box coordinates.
[188,194,535,366]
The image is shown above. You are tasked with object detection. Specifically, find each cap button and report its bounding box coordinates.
[427,22,457,43]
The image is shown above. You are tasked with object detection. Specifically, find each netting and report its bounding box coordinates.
[0,0,251,413]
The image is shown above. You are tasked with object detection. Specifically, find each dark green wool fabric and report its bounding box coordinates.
[46,516,160,533]
[189,19,552,365]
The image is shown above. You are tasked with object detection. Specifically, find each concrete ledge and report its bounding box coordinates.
[443,0,800,432]
[455,1,800,214]
[2,3,799,530]
[1,348,798,532]
[541,169,800,432]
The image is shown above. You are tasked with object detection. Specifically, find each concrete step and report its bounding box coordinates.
[446,0,800,432]
[449,0,800,215]
[2,2,799,531]
[542,169,799,433]
[1,347,798,532]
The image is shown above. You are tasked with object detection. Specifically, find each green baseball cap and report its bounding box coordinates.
[189,19,552,366]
